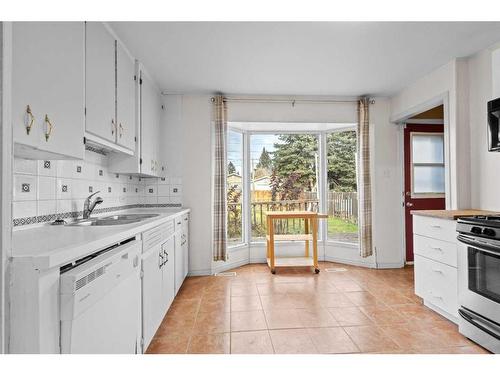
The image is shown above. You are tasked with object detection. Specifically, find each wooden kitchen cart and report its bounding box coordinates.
[265,211,328,274]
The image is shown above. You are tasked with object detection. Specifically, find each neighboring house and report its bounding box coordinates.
[227,173,242,189]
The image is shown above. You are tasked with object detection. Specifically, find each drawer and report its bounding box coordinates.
[174,216,183,232]
[413,234,457,267]
[415,255,458,318]
[413,215,457,243]
[143,220,174,251]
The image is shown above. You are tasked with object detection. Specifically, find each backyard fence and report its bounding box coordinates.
[328,191,358,224]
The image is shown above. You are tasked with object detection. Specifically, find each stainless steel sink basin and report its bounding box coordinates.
[67,213,160,226]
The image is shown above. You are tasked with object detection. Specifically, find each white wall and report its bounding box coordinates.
[164,94,404,273]
[390,59,471,210]
[1,21,13,354]
[468,46,500,210]
[163,95,214,275]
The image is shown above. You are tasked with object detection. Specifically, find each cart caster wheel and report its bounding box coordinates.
[315,268,320,274]
[271,269,276,274]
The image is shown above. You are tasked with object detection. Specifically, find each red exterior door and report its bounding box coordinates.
[404,124,446,262]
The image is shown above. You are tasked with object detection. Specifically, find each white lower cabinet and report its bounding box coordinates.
[413,215,459,322]
[140,214,189,352]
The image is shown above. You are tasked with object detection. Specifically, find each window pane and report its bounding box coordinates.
[413,165,445,194]
[412,134,444,164]
[250,134,319,240]
[227,130,243,245]
[326,131,359,244]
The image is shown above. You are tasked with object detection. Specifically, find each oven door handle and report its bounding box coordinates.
[459,308,500,341]
[457,234,500,256]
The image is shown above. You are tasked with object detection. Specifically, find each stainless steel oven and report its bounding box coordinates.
[457,216,500,353]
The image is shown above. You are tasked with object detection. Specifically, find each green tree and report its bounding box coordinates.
[327,131,357,191]
[256,147,272,170]
[272,134,318,192]
[227,161,237,175]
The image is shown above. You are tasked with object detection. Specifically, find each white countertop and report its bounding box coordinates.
[11,208,190,270]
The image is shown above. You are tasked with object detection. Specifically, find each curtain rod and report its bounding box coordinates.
[210,97,375,105]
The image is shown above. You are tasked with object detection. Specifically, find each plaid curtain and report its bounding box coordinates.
[213,96,228,261]
[357,98,373,258]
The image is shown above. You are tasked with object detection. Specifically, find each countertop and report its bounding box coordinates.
[410,209,498,220]
[11,207,190,270]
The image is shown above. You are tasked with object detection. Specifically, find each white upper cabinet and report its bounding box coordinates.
[12,22,85,159]
[140,71,162,176]
[116,42,137,151]
[85,22,116,144]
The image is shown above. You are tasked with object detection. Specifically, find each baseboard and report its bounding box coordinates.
[375,261,405,269]
[213,259,249,274]
[423,300,459,324]
[324,255,376,268]
[187,269,212,277]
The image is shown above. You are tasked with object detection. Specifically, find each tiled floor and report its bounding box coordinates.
[146,262,490,354]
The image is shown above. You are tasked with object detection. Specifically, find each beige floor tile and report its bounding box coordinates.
[231,310,268,331]
[231,295,262,312]
[328,306,374,326]
[318,292,355,308]
[359,305,407,325]
[269,329,318,354]
[146,334,190,354]
[187,333,230,354]
[344,291,380,306]
[344,325,400,353]
[307,327,359,353]
[193,311,231,334]
[264,308,304,329]
[296,308,339,328]
[231,330,274,354]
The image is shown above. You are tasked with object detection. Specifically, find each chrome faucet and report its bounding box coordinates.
[83,191,103,219]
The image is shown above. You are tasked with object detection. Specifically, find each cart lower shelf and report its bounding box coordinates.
[266,256,315,268]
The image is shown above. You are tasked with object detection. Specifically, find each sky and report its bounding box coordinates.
[228,131,280,175]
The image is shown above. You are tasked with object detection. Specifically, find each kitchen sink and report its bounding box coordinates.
[67,213,160,226]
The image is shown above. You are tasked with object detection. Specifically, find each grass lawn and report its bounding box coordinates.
[328,216,358,233]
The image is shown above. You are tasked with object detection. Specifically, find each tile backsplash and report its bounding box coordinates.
[13,150,182,227]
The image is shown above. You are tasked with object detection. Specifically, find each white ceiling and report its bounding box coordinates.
[110,22,500,97]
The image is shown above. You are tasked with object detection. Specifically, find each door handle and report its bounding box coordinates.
[406,202,413,207]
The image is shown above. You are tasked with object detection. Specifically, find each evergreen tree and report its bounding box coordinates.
[327,131,357,191]
[272,134,318,192]
[227,161,237,175]
[256,147,272,170]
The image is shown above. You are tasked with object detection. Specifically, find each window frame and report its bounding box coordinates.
[227,125,359,249]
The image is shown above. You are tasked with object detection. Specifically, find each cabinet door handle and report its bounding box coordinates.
[431,268,443,274]
[119,123,123,138]
[111,119,116,135]
[430,225,441,229]
[429,246,442,252]
[25,105,35,135]
[44,114,53,141]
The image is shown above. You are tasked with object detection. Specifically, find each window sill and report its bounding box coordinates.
[325,240,359,249]
[228,242,248,251]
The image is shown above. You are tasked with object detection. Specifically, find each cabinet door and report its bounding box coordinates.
[161,237,176,312]
[174,232,184,294]
[85,22,116,143]
[12,22,85,159]
[116,42,136,151]
[182,220,189,279]
[140,72,161,176]
[141,246,164,350]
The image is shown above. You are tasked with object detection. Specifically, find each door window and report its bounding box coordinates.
[411,133,445,197]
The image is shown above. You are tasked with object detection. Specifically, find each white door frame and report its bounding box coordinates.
[391,93,450,264]
[1,21,13,354]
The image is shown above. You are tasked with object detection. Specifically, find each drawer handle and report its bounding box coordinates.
[25,105,35,134]
[44,114,53,141]
[431,268,443,274]
[429,246,443,252]
[429,291,443,299]
[430,225,441,229]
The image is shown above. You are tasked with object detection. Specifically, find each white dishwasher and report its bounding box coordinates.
[60,238,141,354]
